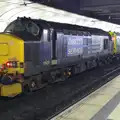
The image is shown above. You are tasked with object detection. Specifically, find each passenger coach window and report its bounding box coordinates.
[104,39,109,49]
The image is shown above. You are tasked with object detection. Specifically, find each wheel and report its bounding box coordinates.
[29,78,37,92]
[35,75,42,88]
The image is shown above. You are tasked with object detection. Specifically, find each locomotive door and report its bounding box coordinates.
[40,29,52,66]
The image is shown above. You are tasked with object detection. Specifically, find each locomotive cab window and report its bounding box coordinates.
[5,19,40,37]
[26,22,40,36]
[5,20,26,33]
[104,39,109,49]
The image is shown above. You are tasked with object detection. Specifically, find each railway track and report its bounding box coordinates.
[47,63,120,120]
[0,61,120,120]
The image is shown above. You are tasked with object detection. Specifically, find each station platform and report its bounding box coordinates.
[51,75,120,120]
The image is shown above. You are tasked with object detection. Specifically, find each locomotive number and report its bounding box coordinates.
[68,48,82,55]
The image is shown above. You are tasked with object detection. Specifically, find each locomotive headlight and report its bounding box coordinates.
[6,62,12,68]
[112,36,116,41]
[12,61,18,68]
[6,61,18,68]
[20,62,24,68]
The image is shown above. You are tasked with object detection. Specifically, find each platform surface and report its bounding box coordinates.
[51,75,120,120]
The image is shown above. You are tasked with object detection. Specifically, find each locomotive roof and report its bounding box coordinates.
[17,17,108,35]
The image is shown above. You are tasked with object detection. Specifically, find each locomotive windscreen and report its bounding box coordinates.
[5,19,40,37]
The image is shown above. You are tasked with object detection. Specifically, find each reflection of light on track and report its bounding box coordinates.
[51,66,120,120]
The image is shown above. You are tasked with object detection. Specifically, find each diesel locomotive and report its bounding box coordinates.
[0,17,119,97]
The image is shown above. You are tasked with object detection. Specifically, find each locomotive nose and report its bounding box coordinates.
[0,33,24,73]
[0,43,8,56]
[0,34,10,66]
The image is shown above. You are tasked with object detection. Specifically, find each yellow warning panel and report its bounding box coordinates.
[0,83,22,97]
[0,43,8,56]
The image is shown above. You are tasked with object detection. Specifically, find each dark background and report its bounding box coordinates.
[29,0,120,25]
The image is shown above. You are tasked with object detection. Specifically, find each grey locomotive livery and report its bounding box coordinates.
[5,17,114,86]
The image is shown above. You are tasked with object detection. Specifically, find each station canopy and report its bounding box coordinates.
[0,0,120,32]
